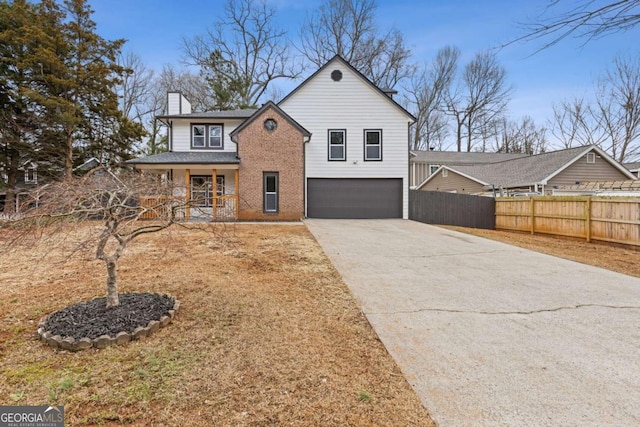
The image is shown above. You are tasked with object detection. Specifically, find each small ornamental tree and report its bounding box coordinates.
[0,168,199,308]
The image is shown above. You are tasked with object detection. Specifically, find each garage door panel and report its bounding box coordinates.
[307,178,402,218]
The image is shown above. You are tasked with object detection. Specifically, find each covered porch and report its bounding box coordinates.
[127,152,240,221]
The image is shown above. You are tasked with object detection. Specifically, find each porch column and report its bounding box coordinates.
[234,169,239,220]
[185,168,191,220]
[212,169,217,222]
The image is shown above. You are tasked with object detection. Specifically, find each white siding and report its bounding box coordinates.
[170,119,243,153]
[167,92,181,115]
[167,92,192,115]
[280,59,412,218]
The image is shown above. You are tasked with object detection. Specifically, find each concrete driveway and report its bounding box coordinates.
[305,219,640,427]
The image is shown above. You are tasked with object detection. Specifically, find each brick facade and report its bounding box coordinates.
[235,106,305,220]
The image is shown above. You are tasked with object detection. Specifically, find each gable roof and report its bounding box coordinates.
[278,55,416,123]
[411,150,529,164]
[229,101,311,141]
[416,145,636,190]
[624,161,640,171]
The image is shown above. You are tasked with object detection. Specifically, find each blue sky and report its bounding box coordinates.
[90,0,639,149]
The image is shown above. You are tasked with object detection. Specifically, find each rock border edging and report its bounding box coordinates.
[36,293,180,352]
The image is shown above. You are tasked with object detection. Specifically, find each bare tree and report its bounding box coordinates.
[594,54,640,162]
[550,97,606,148]
[155,65,215,113]
[404,46,459,150]
[0,168,201,308]
[182,0,300,109]
[514,1,640,52]
[444,50,512,152]
[117,52,154,123]
[488,116,548,154]
[299,0,413,88]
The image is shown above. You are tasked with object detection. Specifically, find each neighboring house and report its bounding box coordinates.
[410,150,529,188]
[0,159,39,212]
[74,157,102,174]
[623,161,640,178]
[128,55,415,220]
[416,145,636,195]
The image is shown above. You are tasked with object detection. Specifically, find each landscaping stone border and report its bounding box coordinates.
[36,293,180,352]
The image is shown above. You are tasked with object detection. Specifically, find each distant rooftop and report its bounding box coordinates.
[411,150,529,164]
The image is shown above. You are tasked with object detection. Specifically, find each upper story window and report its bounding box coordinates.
[364,129,382,161]
[25,168,37,184]
[328,129,346,161]
[587,152,596,163]
[429,164,440,175]
[192,124,223,149]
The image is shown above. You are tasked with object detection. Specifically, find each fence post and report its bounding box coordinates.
[530,197,535,235]
[585,197,592,243]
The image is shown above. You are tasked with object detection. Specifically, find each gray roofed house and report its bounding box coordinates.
[417,145,637,195]
[410,150,529,163]
[409,150,529,187]
[623,161,640,177]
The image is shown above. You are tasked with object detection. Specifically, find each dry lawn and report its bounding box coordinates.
[442,226,640,278]
[0,223,434,426]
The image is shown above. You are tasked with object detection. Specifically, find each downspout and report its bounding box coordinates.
[303,134,311,218]
[168,120,173,152]
[407,121,412,219]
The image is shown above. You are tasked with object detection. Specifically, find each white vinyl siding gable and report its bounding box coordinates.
[279,59,412,218]
[280,63,410,178]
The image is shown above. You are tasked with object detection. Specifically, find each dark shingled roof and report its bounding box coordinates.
[157,109,258,120]
[447,146,611,187]
[411,151,529,164]
[624,161,640,171]
[126,151,239,165]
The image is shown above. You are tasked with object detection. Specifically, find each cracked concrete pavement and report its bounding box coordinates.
[305,219,640,427]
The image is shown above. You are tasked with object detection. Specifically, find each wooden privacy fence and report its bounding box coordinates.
[410,190,496,229]
[496,196,640,246]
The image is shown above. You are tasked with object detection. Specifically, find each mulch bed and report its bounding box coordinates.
[42,293,175,340]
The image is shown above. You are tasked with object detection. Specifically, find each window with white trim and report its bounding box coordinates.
[442,169,448,177]
[328,129,346,161]
[429,165,440,175]
[192,125,206,148]
[24,168,37,184]
[191,124,224,149]
[209,125,222,148]
[364,129,382,161]
[264,172,279,213]
[587,152,596,163]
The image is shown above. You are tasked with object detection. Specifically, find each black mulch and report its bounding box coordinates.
[43,293,175,340]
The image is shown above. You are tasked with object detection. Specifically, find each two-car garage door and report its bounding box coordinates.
[307,178,402,219]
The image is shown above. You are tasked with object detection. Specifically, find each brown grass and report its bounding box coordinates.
[0,223,434,426]
[441,226,640,278]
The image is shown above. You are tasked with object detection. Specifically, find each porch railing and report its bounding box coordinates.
[139,195,238,221]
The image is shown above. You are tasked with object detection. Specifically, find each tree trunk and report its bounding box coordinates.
[3,150,20,214]
[65,129,74,180]
[105,258,119,307]
[456,120,463,152]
